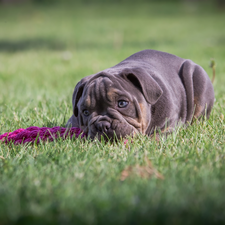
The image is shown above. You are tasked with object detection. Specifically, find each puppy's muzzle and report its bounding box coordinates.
[95,120,111,133]
[91,116,114,140]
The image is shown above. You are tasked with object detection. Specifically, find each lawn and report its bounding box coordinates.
[0,1,225,224]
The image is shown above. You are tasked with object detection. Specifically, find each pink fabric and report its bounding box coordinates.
[0,126,85,145]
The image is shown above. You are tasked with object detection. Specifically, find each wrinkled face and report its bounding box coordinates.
[75,75,151,141]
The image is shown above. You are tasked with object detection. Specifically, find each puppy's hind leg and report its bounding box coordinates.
[179,60,214,122]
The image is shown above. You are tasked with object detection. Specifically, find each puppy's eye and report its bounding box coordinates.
[118,100,129,108]
[83,109,90,116]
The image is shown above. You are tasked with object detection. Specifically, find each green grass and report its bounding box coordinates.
[0,1,225,224]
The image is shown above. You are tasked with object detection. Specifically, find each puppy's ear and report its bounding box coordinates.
[121,68,163,105]
[72,81,85,117]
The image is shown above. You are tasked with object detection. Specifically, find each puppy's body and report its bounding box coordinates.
[67,50,214,140]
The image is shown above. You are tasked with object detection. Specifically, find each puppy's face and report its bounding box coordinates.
[72,68,163,141]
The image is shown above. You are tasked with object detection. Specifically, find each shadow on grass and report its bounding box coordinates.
[0,38,66,52]
[0,37,176,52]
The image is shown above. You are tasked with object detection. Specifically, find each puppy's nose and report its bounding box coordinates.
[96,121,111,133]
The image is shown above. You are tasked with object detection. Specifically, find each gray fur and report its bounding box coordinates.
[67,49,214,140]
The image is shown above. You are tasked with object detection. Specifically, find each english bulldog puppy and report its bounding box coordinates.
[67,50,214,140]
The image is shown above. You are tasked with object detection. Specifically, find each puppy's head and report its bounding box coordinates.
[72,67,163,141]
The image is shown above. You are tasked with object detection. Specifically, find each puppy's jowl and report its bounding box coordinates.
[67,50,214,140]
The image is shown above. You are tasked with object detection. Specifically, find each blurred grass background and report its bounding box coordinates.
[0,0,225,224]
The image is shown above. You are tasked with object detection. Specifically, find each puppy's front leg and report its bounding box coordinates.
[66,115,79,128]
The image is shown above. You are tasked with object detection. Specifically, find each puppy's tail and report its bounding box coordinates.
[210,58,216,84]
